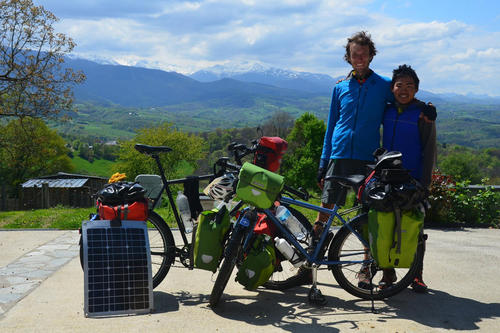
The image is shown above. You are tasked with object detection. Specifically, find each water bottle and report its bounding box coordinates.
[176,191,193,233]
[274,237,305,268]
[275,205,307,241]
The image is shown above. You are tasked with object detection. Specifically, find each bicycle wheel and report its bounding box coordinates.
[262,206,313,290]
[328,213,423,300]
[209,225,245,307]
[79,211,175,289]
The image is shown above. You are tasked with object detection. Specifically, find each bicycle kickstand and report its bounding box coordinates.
[308,264,327,306]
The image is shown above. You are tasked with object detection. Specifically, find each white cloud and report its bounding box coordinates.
[46,0,500,95]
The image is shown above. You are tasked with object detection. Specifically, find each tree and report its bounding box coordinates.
[260,110,294,138]
[281,113,326,190]
[0,0,85,119]
[113,123,206,181]
[0,117,74,194]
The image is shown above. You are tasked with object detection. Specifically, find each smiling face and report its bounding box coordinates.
[348,43,372,76]
[392,76,418,105]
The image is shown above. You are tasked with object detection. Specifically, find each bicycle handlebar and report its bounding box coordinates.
[283,184,310,201]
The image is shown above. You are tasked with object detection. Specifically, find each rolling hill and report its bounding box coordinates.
[59,58,500,149]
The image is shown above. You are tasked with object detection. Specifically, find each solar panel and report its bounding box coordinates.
[82,220,154,317]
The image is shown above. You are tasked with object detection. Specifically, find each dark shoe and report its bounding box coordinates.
[411,277,428,293]
[296,267,313,285]
[379,268,397,290]
[357,265,373,290]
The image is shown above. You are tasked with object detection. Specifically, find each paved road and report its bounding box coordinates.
[1,227,499,332]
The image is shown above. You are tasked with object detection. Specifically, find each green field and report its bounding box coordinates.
[71,155,116,177]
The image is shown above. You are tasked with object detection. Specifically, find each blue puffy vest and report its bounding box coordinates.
[383,103,422,181]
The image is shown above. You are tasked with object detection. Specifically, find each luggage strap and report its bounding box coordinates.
[393,205,402,254]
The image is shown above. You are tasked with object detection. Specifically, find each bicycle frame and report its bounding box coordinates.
[148,153,214,246]
[241,196,370,268]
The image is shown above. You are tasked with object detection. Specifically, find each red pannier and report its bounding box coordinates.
[97,199,148,221]
[253,136,288,172]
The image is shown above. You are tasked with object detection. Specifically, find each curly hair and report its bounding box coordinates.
[392,64,420,90]
[344,31,377,64]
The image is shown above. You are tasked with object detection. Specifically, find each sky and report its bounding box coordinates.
[37,0,500,96]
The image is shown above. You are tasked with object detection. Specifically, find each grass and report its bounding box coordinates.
[0,205,179,230]
[0,192,360,230]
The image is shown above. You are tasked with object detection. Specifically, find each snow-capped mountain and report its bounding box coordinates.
[190,61,338,94]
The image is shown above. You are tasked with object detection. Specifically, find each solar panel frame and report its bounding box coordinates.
[82,219,154,317]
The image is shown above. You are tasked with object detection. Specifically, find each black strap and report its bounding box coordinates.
[184,176,203,219]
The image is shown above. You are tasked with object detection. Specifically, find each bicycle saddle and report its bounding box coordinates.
[325,174,366,188]
[134,144,172,155]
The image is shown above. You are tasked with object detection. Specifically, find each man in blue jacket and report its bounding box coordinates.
[316,31,393,222]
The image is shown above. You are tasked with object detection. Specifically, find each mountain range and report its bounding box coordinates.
[59,58,499,149]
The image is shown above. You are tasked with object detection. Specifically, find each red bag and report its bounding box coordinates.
[98,199,148,221]
[253,213,278,237]
[253,137,288,172]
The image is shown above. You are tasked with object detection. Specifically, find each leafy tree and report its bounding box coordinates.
[281,113,326,190]
[438,145,499,183]
[0,117,73,194]
[113,122,205,181]
[0,0,85,119]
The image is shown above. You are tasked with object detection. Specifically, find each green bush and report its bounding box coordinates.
[427,173,499,227]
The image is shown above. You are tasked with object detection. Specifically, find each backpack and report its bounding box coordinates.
[253,136,288,172]
[236,233,277,290]
[236,162,284,209]
[368,207,424,268]
[192,206,231,272]
[96,182,148,222]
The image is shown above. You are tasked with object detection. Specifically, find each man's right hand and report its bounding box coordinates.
[317,167,326,189]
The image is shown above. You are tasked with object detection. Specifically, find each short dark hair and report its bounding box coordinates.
[392,64,420,90]
[344,31,377,64]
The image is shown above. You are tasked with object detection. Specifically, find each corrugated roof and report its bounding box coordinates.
[22,178,89,188]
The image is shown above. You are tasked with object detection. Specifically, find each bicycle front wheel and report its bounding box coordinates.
[262,206,313,290]
[209,225,245,307]
[328,213,423,300]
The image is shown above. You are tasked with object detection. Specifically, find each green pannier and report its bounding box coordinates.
[193,206,231,272]
[236,234,277,290]
[368,207,424,268]
[236,162,285,209]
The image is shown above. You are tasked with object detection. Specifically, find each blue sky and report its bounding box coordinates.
[38,0,500,96]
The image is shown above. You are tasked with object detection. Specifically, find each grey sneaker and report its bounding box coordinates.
[357,264,372,290]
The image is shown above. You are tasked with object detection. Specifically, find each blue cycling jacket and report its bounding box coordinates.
[320,71,393,169]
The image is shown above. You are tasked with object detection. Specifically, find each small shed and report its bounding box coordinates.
[21,172,108,209]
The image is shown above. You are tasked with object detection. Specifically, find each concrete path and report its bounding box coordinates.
[0,228,499,332]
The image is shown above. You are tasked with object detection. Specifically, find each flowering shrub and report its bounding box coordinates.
[427,172,499,227]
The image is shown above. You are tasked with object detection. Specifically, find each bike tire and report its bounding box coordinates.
[209,225,245,307]
[79,211,176,289]
[328,213,424,300]
[262,206,314,290]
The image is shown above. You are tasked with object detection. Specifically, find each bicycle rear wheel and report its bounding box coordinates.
[328,213,423,300]
[209,225,245,307]
[147,211,176,288]
[79,211,175,289]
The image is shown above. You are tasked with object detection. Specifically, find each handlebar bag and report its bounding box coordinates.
[193,206,230,272]
[236,233,277,290]
[253,136,288,172]
[368,207,424,268]
[236,162,284,209]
